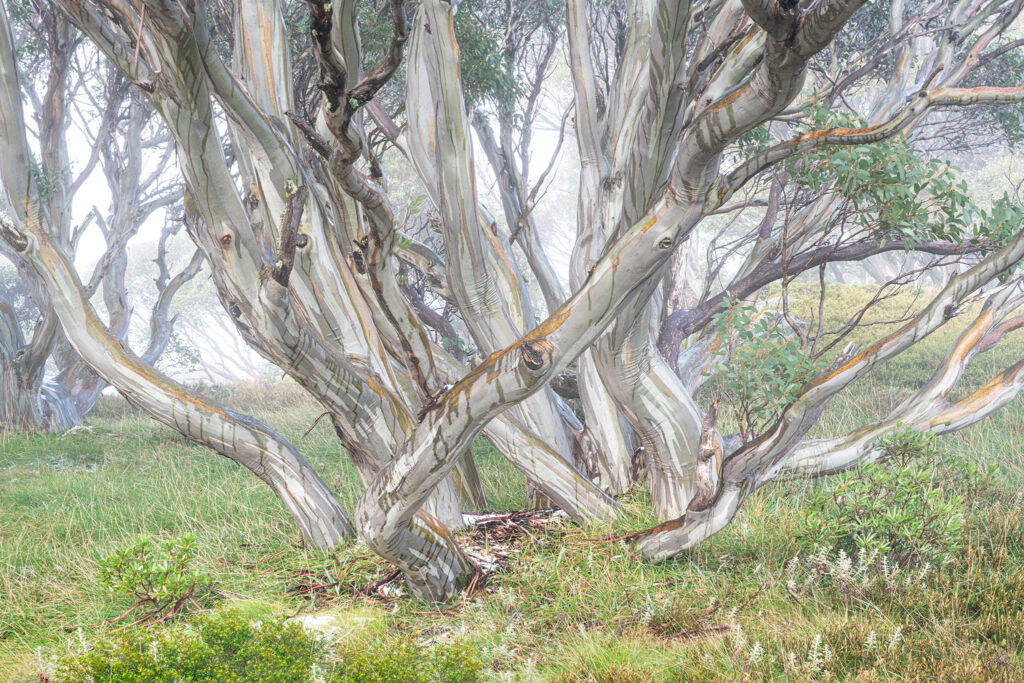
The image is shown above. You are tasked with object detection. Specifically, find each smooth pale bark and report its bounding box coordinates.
[648,0,1024,517]
[45,228,204,429]
[636,226,1024,561]
[0,359,45,430]
[473,113,567,314]
[7,223,355,548]
[593,315,705,517]
[0,12,194,432]
[38,0,1024,604]
[575,353,634,494]
[568,0,716,510]
[47,94,201,427]
[563,5,636,493]
[51,0,472,537]
[484,412,618,520]
[0,297,56,430]
[786,285,1024,476]
[0,6,67,431]
[405,0,609,514]
[353,0,913,598]
[570,0,730,518]
[54,0,596,544]
[0,4,353,546]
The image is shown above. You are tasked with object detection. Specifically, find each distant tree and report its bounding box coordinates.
[0,4,200,430]
[2,0,1024,602]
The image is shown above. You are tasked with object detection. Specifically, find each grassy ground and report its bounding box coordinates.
[2,287,1024,681]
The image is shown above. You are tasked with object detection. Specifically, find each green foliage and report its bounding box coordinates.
[54,607,482,683]
[56,609,324,683]
[407,192,427,215]
[358,1,521,112]
[789,100,1024,250]
[7,0,45,62]
[440,334,476,359]
[160,330,202,374]
[451,3,522,111]
[334,638,482,683]
[28,155,66,203]
[5,308,1024,681]
[797,427,967,567]
[734,122,770,157]
[709,298,823,436]
[966,43,1024,148]
[984,196,1024,272]
[99,535,210,623]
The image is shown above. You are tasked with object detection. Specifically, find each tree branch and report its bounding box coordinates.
[721,85,1024,202]
[271,184,309,288]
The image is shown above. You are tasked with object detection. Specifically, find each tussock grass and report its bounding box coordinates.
[2,286,1023,680]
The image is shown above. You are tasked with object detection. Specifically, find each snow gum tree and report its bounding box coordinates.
[0,2,201,431]
[3,0,1024,601]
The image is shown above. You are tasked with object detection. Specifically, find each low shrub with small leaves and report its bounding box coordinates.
[333,638,482,683]
[53,608,483,683]
[99,534,211,623]
[797,428,967,567]
[56,609,324,683]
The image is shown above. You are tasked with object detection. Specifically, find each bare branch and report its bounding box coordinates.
[271,185,309,288]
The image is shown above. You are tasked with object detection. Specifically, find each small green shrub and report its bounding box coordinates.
[54,607,483,683]
[56,609,324,683]
[333,638,483,683]
[875,427,1003,500]
[797,428,967,567]
[709,298,823,437]
[877,426,943,464]
[99,534,210,623]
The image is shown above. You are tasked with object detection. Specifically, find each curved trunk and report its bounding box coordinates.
[33,0,1024,605]
[574,353,635,494]
[0,5,353,547]
[0,297,58,431]
[636,227,1024,561]
[596,304,706,519]
[786,289,1024,477]
[484,412,618,521]
[0,362,44,430]
[406,0,604,515]
[5,225,355,548]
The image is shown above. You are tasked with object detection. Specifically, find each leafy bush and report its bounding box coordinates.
[99,535,210,623]
[876,426,943,464]
[797,428,968,567]
[334,638,482,683]
[56,609,323,683]
[877,427,1002,499]
[787,99,1024,250]
[55,607,483,683]
[710,298,822,436]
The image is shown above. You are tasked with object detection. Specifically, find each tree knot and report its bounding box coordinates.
[0,220,27,252]
[521,339,553,371]
[416,384,452,423]
[602,174,622,191]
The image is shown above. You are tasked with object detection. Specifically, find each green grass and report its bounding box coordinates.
[2,286,1024,681]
